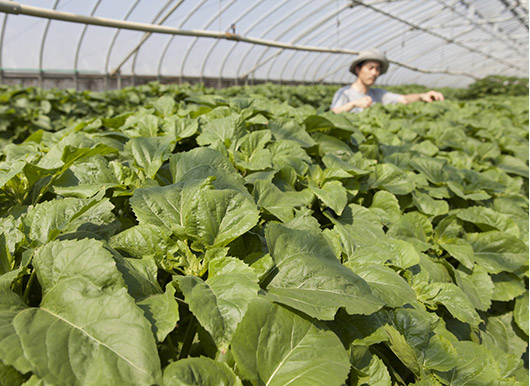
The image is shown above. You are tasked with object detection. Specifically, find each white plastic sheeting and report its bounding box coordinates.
[0,0,528,87]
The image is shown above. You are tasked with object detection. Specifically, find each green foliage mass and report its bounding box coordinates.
[0,82,528,386]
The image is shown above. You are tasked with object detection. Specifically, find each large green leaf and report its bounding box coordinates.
[269,140,312,176]
[265,223,384,320]
[369,190,401,226]
[352,352,392,386]
[124,135,175,179]
[233,130,272,171]
[269,118,315,148]
[185,187,260,248]
[253,180,313,223]
[455,206,520,236]
[22,196,114,245]
[169,147,247,193]
[412,191,449,217]
[308,180,347,215]
[0,361,26,386]
[130,181,201,237]
[231,299,350,386]
[387,212,433,252]
[109,224,170,259]
[415,282,481,327]
[197,112,246,146]
[454,266,494,311]
[132,178,259,248]
[466,231,528,274]
[491,272,527,302]
[0,239,162,385]
[351,264,416,307]
[513,293,529,336]
[436,341,501,385]
[175,256,259,351]
[136,283,179,343]
[364,163,416,195]
[347,236,420,269]
[163,357,242,386]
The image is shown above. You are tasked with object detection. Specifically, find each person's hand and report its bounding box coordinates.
[354,95,373,109]
[420,90,444,102]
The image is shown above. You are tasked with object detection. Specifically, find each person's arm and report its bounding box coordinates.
[331,96,373,113]
[397,90,444,105]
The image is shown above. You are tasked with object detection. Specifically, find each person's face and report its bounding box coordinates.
[356,60,381,86]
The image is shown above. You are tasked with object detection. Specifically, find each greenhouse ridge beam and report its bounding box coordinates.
[0,1,482,80]
[351,0,526,73]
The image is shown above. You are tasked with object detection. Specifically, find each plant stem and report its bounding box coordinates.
[166,334,178,362]
[178,317,197,360]
[23,269,36,304]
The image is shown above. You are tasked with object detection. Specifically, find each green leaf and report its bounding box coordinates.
[265,223,384,320]
[197,113,246,146]
[308,180,347,215]
[423,335,458,372]
[269,140,312,176]
[384,324,423,377]
[0,283,32,374]
[419,282,481,327]
[136,284,179,342]
[0,361,26,386]
[346,236,420,269]
[169,147,246,193]
[122,113,160,137]
[437,238,475,270]
[496,155,529,177]
[364,163,416,195]
[254,180,312,223]
[321,153,373,176]
[231,299,350,386]
[354,354,392,386]
[455,206,520,236]
[162,116,199,140]
[482,313,527,360]
[412,191,449,217]
[387,212,433,252]
[175,256,259,351]
[437,342,500,384]
[130,181,201,237]
[110,224,170,259]
[491,272,527,301]
[125,136,175,179]
[454,266,494,311]
[269,118,315,148]
[0,161,25,190]
[152,95,175,117]
[22,196,114,245]
[466,231,528,274]
[513,293,529,335]
[233,130,273,171]
[185,187,260,248]
[369,190,401,226]
[163,357,243,386]
[3,239,162,385]
[351,264,416,307]
[410,157,448,185]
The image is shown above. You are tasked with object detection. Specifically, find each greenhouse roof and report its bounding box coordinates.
[1,0,528,88]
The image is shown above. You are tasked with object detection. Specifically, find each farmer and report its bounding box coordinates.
[330,48,444,113]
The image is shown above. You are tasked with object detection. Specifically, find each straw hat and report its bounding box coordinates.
[349,49,389,75]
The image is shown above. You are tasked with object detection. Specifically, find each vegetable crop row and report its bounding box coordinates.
[0,83,528,385]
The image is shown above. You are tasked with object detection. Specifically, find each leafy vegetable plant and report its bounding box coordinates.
[0,83,528,385]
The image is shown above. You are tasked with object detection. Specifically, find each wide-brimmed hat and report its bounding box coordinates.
[349,49,389,75]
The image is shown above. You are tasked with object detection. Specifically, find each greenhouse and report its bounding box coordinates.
[0,1,528,385]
